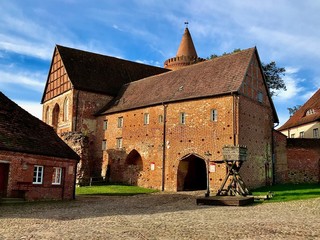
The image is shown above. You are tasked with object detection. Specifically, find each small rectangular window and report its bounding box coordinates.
[118,117,123,128]
[158,115,163,123]
[33,165,44,184]
[290,133,295,138]
[52,167,62,185]
[144,113,150,125]
[299,131,304,138]
[180,112,186,124]
[313,128,319,138]
[116,138,123,149]
[103,120,108,130]
[211,109,218,122]
[102,140,107,150]
[258,92,263,103]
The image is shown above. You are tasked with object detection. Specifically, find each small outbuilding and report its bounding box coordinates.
[0,92,79,201]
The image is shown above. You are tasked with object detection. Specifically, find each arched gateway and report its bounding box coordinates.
[125,149,143,185]
[177,154,207,191]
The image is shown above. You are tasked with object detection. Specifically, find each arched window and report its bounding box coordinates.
[306,109,315,116]
[45,106,50,124]
[63,97,69,121]
[52,103,60,132]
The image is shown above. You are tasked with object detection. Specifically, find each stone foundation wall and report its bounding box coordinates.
[61,132,90,185]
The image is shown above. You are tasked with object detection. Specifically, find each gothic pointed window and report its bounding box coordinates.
[52,103,60,131]
[63,97,69,121]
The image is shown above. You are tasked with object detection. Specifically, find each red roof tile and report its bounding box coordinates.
[278,88,320,130]
[41,45,169,103]
[0,92,79,160]
[101,48,257,114]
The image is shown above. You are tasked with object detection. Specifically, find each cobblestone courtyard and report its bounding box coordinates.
[1,192,319,239]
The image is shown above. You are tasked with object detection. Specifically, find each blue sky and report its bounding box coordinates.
[1,0,320,126]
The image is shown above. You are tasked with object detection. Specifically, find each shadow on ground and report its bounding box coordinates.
[1,191,247,220]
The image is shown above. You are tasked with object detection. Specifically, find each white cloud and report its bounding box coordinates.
[0,70,46,92]
[313,77,320,89]
[273,67,305,101]
[0,3,76,60]
[14,100,42,120]
[301,90,317,102]
[135,59,161,67]
[0,35,51,60]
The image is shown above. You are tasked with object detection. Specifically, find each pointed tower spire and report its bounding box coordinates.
[176,26,198,58]
[164,23,204,70]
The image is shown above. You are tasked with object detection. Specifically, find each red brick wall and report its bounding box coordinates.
[43,89,113,180]
[43,90,73,134]
[0,151,77,201]
[238,95,274,188]
[273,130,288,183]
[101,92,274,192]
[237,52,275,189]
[286,139,320,183]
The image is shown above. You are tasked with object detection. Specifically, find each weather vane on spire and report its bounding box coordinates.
[184,21,189,28]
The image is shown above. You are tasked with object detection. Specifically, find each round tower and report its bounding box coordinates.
[164,26,205,70]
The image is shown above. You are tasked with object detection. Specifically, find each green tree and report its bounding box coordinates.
[287,105,301,117]
[208,49,286,96]
[261,61,286,96]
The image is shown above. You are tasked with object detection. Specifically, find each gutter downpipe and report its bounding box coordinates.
[74,89,80,132]
[73,160,78,200]
[162,103,168,191]
[232,93,238,146]
[272,122,279,185]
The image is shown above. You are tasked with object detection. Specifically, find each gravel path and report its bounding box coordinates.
[0,192,319,240]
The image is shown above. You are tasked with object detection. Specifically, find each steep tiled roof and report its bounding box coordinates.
[0,92,79,160]
[278,88,320,130]
[55,45,169,96]
[100,47,258,114]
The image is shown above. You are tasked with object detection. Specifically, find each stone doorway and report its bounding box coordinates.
[177,154,207,191]
[125,149,143,185]
[0,163,9,197]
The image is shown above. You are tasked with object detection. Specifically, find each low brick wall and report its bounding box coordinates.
[286,139,320,183]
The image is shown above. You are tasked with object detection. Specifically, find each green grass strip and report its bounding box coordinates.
[252,183,320,202]
[76,184,158,196]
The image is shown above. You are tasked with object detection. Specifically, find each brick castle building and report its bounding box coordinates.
[41,27,278,192]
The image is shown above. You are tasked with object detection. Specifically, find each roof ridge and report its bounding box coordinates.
[100,47,258,115]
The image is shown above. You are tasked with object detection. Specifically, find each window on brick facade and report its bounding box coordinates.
[211,109,218,122]
[257,92,263,103]
[313,128,319,138]
[180,112,186,124]
[52,167,62,185]
[299,131,304,138]
[158,115,163,123]
[144,113,150,125]
[116,138,123,149]
[103,120,108,130]
[102,140,107,150]
[118,117,123,128]
[33,165,44,184]
[63,97,69,121]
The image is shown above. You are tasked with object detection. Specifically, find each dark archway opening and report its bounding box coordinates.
[0,163,9,197]
[177,154,207,191]
[125,149,143,185]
